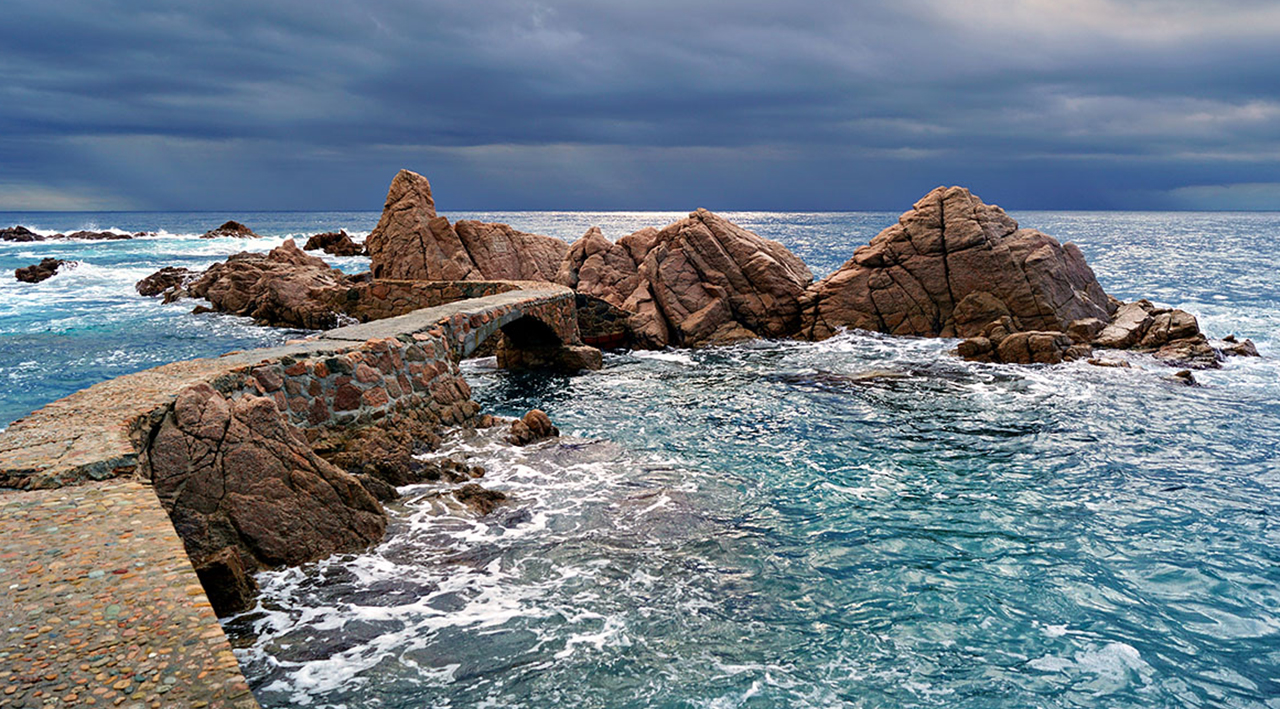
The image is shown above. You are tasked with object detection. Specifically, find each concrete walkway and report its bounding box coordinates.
[0,481,256,708]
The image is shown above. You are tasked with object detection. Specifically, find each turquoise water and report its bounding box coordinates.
[3,211,1279,707]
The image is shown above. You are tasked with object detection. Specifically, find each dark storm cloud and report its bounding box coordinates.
[1,0,1278,210]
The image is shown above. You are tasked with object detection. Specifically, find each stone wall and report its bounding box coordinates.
[339,279,520,323]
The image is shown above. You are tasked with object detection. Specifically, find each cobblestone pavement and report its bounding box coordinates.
[0,481,258,708]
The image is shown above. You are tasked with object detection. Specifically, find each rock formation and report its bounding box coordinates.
[2,226,134,242]
[1,225,42,242]
[555,213,814,348]
[185,240,350,329]
[954,317,1092,365]
[15,258,75,283]
[200,220,259,239]
[136,266,197,297]
[802,186,1114,341]
[304,229,366,257]
[144,382,386,571]
[366,169,567,281]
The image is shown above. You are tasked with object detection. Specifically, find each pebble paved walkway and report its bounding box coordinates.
[0,481,258,708]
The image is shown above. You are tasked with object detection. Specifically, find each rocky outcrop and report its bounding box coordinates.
[555,212,813,348]
[136,266,197,297]
[453,483,507,515]
[1,225,42,242]
[15,258,74,283]
[185,240,350,329]
[200,220,259,239]
[803,186,1114,340]
[2,226,134,242]
[1089,299,1220,368]
[145,382,386,571]
[64,230,132,241]
[304,229,366,257]
[366,169,567,281]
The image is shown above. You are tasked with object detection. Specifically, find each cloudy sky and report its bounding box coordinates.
[2,0,1278,211]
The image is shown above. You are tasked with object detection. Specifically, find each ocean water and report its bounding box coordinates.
[2,210,1278,707]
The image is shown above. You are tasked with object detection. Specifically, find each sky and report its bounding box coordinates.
[1,0,1278,211]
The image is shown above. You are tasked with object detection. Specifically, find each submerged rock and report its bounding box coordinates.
[453,483,507,515]
[303,229,366,257]
[185,240,350,329]
[200,220,259,239]
[15,258,74,283]
[802,186,1114,340]
[136,266,197,297]
[555,211,813,348]
[367,169,567,281]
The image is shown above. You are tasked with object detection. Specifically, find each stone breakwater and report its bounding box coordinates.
[0,281,598,706]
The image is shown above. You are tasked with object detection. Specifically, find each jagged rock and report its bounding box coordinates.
[506,409,559,445]
[1,225,42,241]
[200,220,259,239]
[366,169,567,281]
[186,240,350,329]
[1153,336,1220,369]
[1172,370,1198,386]
[802,186,1114,340]
[1067,317,1107,344]
[15,258,74,283]
[556,212,813,348]
[453,483,507,515]
[956,318,1090,365]
[303,230,366,257]
[193,546,259,617]
[1090,299,1220,368]
[145,383,386,569]
[136,266,196,297]
[1221,337,1260,358]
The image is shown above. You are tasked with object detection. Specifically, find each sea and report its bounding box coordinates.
[2,210,1278,708]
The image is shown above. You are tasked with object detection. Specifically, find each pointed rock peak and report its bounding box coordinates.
[384,169,436,218]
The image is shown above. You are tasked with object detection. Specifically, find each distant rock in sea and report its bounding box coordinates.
[366,169,567,281]
[200,220,259,239]
[15,258,75,283]
[136,266,198,298]
[303,229,366,257]
[2,225,133,242]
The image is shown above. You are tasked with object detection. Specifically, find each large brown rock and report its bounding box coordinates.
[556,211,814,348]
[145,383,386,570]
[186,239,350,329]
[802,186,1115,340]
[366,169,567,281]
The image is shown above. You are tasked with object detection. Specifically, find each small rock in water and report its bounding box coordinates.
[1220,337,1260,358]
[0,225,43,242]
[1172,369,1198,386]
[136,266,196,297]
[1087,357,1131,368]
[199,220,259,239]
[453,483,507,515]
[15,258,74,283]
[506,409,559,445]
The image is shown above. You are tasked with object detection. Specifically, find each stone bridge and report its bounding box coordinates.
[0,280,600,708]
